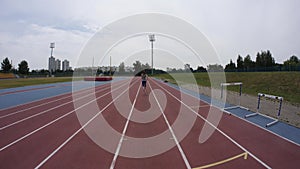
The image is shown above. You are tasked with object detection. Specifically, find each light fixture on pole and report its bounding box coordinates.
[50,42,55,57]
[148,34,155,75]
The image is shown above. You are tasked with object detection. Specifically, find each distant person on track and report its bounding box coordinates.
[141,71,148,94]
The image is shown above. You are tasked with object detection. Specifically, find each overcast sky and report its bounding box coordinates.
[0,0,299,70]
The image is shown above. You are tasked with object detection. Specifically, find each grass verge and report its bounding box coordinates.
[0,77,80,89]
[155,72,300,105]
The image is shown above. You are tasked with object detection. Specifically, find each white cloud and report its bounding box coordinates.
[0,22,92,69]
[0,0,300,69]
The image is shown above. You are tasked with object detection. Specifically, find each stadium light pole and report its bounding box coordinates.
[148,34,155,75]
[50,42,55,76]
[50,42,55,57]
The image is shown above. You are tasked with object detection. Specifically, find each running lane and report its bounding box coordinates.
[1,77,299,168]
[152,78,300,169]
[33,78,139,168]
[0,79,130,168]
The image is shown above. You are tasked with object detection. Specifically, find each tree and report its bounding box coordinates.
[284,55,299,64]
[133,60,142,75]
[255,50,275,70]
[195,66,207,72]
[118,62,125,73]
[141,63,151,70]
[207,64,223,72]
[225,59,236,72]
[96,68,103,75]
[184,64,191,71]
[18,60,29,74]
[184,63,195,72]
[237,55,244,71]
[284,55,300,71]
[1,57,12,72]
[244,55,255,71]
[265,50,275,67]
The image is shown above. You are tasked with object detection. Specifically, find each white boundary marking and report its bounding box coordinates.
[109,84,141,169]
[152,79,271,169]
[223,108,300,147]
[34,79,138,169]
[0,81,120,130]
[149,82,192,169]
[161,79,300,147]
[0,79,134,152]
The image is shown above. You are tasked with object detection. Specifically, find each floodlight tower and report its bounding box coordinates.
[148,34,155,75]
[50,42,55,56]
[49,42,55,76]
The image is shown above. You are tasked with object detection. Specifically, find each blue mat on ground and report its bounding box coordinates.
[0,78,123,110]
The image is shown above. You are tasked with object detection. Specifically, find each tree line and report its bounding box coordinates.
[2,50,299,77]
[224,50,300,72]
[1,57,29,75]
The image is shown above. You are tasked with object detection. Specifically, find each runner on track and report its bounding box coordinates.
[141,71,148,94]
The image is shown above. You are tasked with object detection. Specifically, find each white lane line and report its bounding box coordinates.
[109,84,141,169]
[0,80,117,112]
[152,79,272,169]
[34,79,138,169]
[0,79,135,152]
[149,82,192,169]
[160,81,300,148]
[0,82,116,130]
[0,81,115,119]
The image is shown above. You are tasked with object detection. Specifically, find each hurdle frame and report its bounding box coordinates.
[245,93,283,127]
[221,82,249,111]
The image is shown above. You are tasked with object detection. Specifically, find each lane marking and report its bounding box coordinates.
[223,109,300,147]
[157,79,300,147]
[149,82,192,169]
[0,82,118,130]
[109,84,141,169]
[152,79,271,169]
[193,152,248,169]
[0,79,135,152]
[0,81,118,119]
[34,79,138,169]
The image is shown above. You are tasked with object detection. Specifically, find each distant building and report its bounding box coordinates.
[62,59,70,71]
[55,59,61,71]
[48,56,56,73]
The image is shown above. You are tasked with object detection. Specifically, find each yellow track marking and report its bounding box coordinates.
[193,152,248,169]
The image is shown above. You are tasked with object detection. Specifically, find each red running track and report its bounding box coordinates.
[0,77,299,169]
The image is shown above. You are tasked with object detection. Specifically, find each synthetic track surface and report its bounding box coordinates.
[0,77,299,169]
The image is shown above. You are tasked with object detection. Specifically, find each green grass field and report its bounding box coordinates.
[0,77,77,89]
[155,72,300,104]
